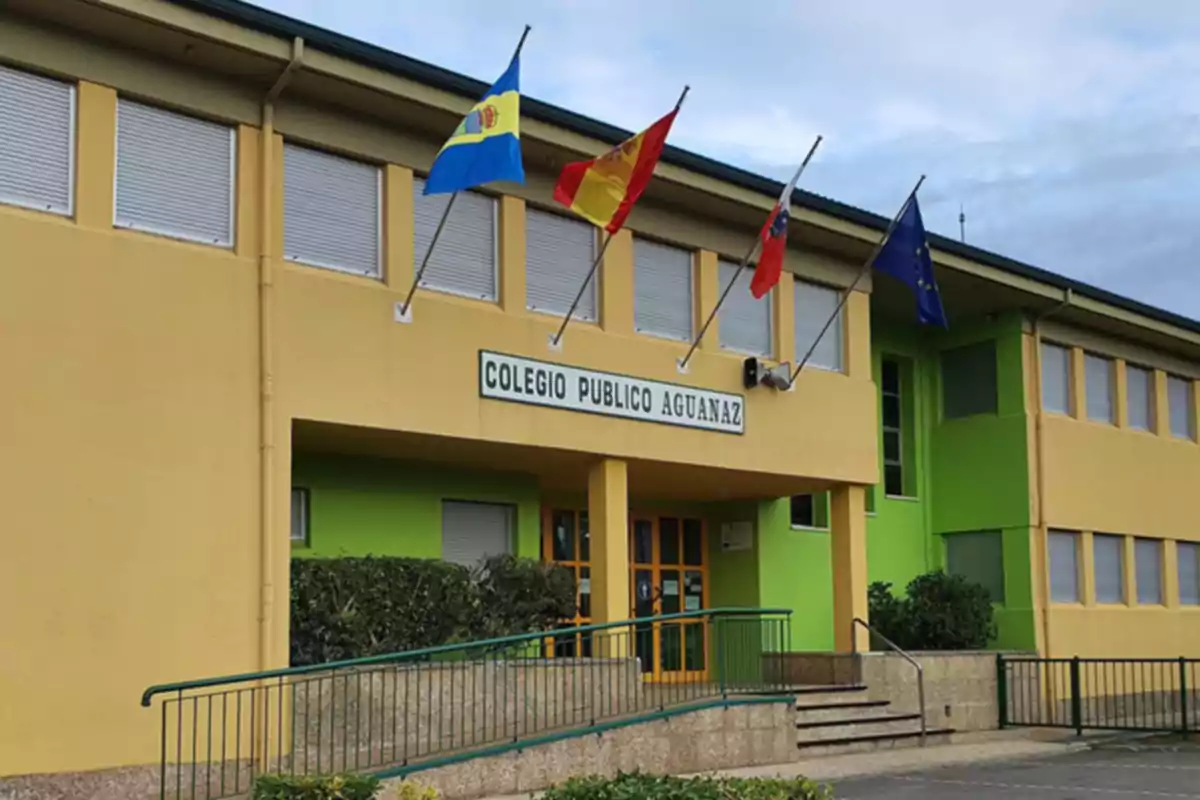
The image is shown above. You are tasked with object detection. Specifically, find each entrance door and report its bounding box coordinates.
[630,515,708,682]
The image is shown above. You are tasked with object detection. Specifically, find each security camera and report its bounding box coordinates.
[742,357,793,391]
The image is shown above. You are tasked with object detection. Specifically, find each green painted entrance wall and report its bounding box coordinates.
[291,453,541,560]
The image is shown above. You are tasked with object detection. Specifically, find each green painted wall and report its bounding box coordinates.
[291,453,541,560]
[755,499,834,650]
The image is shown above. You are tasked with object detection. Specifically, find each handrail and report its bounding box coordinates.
[141,606,791,706]
[851,617,926,745]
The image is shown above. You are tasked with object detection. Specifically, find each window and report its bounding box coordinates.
[1048,530,1080,603]
[0,64,74,215]
[1134,538,1163,605]
[633,237,692,341]
[1093,534,1125,604]
[412,177,496,301]
[115,99,234,245]
[283,143,381,277]
[717,259,772,356]
[1125,364,1153,431]
[1085,353,1115,424]
[790,494,828,529]
[1178,542,1199,606]
[945,531,1006,604]
[1168,375,1195,440]
[941,340,998,419]
[880,357,912,497]
[1041,342,1071,415]
[290,488,310,544]
[526,207,597,321]
[794,279,843,372]
[440,501,514,567]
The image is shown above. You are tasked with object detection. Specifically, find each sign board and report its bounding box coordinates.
[720,521,754,552]
[478,351,745,434]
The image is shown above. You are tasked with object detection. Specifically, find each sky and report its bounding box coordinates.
[254,0,1200,319]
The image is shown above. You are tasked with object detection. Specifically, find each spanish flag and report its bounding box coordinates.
[553,103,681,233]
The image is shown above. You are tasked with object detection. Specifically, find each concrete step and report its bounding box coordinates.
[793,699,892,724]
[795,726,957,757]
[796,712,925,743]
[792,684,869,708]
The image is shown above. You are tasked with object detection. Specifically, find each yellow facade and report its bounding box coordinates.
[4,0,1200,782]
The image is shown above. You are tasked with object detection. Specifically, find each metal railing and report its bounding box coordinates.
[141,607,792,800]
[998,655,1199,735]
[850,617,926,745]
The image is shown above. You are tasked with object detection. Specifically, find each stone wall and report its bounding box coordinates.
[383,700,797,800]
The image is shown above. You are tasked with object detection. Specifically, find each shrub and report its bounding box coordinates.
[290,555,576,666]
[253,773,381,799]
[867,571,997,651]
[541,772,830,800]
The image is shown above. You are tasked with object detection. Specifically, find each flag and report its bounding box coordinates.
[553,107,679,233]
[873,195,948,327]
[424,54,524,195]
[749,166,804,299]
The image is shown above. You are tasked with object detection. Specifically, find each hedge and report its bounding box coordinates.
[867,570,997,650]
[541,772,831,800]
[252,774,381,799]
[290,554,576,666]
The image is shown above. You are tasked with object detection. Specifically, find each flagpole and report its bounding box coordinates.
[549,84,690,349]
[397,24,532,321]
[787,173,926,386]
[677,134,823,372]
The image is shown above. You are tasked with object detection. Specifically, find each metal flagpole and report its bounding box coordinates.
[787,173,926,387]
[550,84,691,348]
[677,134,823,372]
[397,24,532,321]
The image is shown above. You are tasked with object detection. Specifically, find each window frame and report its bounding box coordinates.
[632,234,695,342]
[1040,341,1072,416]
[940,339,999,420]
[282,142,384,279]
[1093,533,1126,605]
[793,277,844,373]
[1167,374,1195,441]
[880,356,913,499]
[290,487,310,545]
[789,493,830,531]
[524,205,600,322]
[943,530,1007,605]
[113,97,237,248]
[1134,537,1163,606]
[0,64,77,217]
[1084,352,1116,425]
[716,257,773,357]
[1047,530,1081,604]
[412,176,500,302]
[1178,541,1200,607]
[1124,363,1154,432]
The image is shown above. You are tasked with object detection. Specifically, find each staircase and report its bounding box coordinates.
[792,684,955,756]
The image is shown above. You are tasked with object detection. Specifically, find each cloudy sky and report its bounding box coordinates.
[256,0,1200,318]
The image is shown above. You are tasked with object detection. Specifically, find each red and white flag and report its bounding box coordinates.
[750,164,805,299]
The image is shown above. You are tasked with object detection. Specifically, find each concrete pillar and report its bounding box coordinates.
[588,458,630,626]
[830,485,869,652]
[499,195,526,314]
[75,82,116,230]
[695,250,720,351]
[601,229,634,334]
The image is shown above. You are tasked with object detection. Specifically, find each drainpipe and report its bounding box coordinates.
[258,37,304,673]
[1031,288,1072,658]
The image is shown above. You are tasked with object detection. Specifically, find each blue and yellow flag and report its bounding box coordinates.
[423,54,524,195]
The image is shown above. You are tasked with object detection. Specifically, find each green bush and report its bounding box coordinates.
[253,773,380,799]
[290,555,576,666]
[541,772,830,800]
[867,570,997,650]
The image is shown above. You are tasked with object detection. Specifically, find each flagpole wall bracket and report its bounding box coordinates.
[393,302,413,325]
[547,333,563,352]
[675,357,690,375]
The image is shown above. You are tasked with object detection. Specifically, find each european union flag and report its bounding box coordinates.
[423,54,525,195]
[873,194,949,328]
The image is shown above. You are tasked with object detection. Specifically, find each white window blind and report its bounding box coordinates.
[283,143,380,278]
[441,501,514,567]
[1041,342,1070,415]
[412,177,497,301]
[1093,534,1125,604]
[526,207,597,321]
[1085,353,1115,424]
[1179,542,1200,606]
[794,279,842,372]
[634,237,692,341]
[115,99,234,246]
[1126,364,1153,431]
[717,259,772,356]
[1168,375,1194,440]
[1135,538,1163,605]
[1048,530,1080,603]
[0,64,74,215]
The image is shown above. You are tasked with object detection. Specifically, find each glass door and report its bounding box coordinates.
[629,515,708,682]
[542,508,591,657]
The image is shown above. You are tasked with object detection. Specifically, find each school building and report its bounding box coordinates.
[2,0,1199,782]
